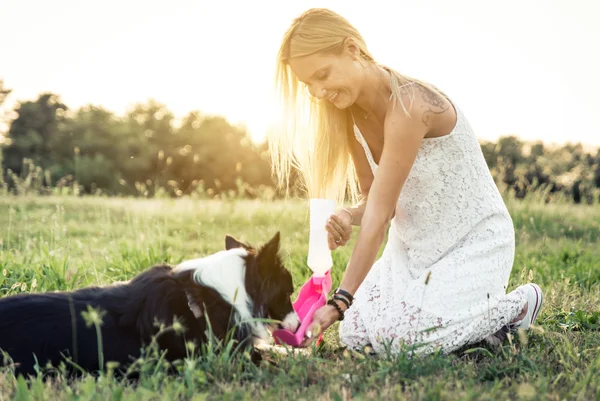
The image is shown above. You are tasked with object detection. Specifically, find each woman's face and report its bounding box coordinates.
[288,44,364,109]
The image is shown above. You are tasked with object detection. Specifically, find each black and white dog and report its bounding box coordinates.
[0,232,299,377]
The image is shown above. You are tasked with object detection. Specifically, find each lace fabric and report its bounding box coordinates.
[339,101,526,356]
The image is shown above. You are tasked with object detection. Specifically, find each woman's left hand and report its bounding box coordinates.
[299,303,343,347]
[326,211,353,250]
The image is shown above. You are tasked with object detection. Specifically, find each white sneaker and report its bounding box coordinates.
[512,283,543,330]
[484,283,543,346]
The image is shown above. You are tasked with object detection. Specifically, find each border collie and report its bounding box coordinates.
[0,232,299,377]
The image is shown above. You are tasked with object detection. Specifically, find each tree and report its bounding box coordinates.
[496,136,524,167]
[594,150,600,189]
[55,105,127,193]
[0,80,13,186]
[0,79,11,134]
[173,112,273,196]
[480,141,497,169]
[3,93,67,177]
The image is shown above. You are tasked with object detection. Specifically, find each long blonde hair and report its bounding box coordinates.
[268,8,444,206]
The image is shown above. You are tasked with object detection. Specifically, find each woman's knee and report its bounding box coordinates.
[338,310,370,346]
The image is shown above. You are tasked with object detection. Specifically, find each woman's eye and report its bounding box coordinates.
[318,71,329,80]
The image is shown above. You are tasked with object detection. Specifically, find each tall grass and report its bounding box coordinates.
[0,193,598,400]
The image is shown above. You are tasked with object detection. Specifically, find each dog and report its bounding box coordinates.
[0,232,299,377]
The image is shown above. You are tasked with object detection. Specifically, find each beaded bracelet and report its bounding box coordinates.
[327,299,345,321]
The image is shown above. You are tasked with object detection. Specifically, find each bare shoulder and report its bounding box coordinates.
[387,82,457,139]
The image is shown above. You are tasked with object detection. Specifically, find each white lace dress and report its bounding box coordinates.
[339,102,527,356]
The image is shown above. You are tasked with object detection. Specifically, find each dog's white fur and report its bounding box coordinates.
[174,248,271,340]
[281,312,301,332]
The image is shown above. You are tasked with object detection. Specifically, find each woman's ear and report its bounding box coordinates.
[343,37,360,59]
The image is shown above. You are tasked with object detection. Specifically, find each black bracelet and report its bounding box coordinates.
[333,294,351,309]
[334,288,354,304]
[327,299,345,321]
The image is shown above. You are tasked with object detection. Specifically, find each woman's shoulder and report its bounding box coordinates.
[389,81,458,139]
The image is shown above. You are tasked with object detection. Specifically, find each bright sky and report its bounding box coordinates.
[1,0,599,148]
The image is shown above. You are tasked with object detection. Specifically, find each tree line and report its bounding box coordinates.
[1,80,598,204]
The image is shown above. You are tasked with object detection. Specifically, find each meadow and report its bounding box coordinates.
[0,194,599,400]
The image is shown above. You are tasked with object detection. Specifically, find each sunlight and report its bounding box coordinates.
[0,0,598,146]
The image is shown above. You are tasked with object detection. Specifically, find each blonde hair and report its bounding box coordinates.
[268,8,445,205]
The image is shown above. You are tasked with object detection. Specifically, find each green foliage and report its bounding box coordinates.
[3,93,68,176]
[1,91,599,205]
[481,136,600,204]
[1,94,292,199]
[0,79,14,193]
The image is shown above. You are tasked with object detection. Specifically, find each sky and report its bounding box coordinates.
[1,0,599,148]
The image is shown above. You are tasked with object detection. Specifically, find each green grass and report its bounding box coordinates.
[0,195,599,400]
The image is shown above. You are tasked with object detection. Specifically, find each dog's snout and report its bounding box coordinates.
[281,311,301,332]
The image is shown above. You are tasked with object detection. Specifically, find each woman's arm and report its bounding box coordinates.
[338,85,455,295]
[301,94,430,346]
[301,86,456,346]
[342,197,367,226]
[337,100,429,295]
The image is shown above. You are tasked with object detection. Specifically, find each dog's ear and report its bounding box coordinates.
[263,231,280,254]
[225,234,250,250]
[256,231,282,275]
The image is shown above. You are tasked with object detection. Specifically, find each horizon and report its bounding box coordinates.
[1,0,599,149]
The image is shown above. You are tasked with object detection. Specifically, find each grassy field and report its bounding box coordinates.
[0,195,599,400]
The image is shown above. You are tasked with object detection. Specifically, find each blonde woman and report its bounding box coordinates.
[268,8,543,356]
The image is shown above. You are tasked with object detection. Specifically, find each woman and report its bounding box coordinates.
[268,8,543,356]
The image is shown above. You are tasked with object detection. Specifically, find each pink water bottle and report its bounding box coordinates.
[272,199,335,347]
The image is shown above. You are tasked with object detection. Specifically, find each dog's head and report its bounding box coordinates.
[225,232,299,334]
[172,232,299,341]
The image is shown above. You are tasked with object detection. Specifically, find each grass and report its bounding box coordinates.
[0,194,599,400]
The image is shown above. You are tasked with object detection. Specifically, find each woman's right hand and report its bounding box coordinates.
[326,209,353,250]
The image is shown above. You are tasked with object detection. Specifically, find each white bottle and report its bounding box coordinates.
[306,198,335,277]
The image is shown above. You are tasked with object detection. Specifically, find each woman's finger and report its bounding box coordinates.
[299,331,316,347]
[328,218,346,238]
[304,321,322,344]
[327,230,339,250]
[331,215,351,236]
[326,219,346,243]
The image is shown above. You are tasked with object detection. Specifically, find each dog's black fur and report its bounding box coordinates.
[0,232,294,378]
